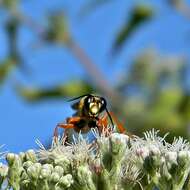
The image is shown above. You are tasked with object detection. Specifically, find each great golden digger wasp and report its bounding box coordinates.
[53,94,126,139]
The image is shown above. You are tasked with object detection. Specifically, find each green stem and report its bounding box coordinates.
[172,169,190,190]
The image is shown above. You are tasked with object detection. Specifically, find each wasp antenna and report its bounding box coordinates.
[105,108,114,128]
[67,94,91,102]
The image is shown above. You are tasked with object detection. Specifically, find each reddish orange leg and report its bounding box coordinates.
[98,114,109,128]
[110,112,135,137]
[109,112,126,134]
[98,112,126,134]
[53,116,83,141]
[66,116,84,124]
[97,115,106,133]
[53,123,75,143]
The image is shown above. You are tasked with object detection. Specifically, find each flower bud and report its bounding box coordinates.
[25,149,37,162]
[148,145,160,156]
[110,133,127,155]
[0,163,8,177]
[50,172,60,183]
[27,165,38,179]
[6,153,16,166]
[59,174,73,188]
[165,151,178,166]
[40,168,51,179]
[143,152,161,173]
[97,136,109,149]
[54,157,70,173]
[23,161,33,170]
[178,151,190,167]
[27,163,41,179]
[20,170,28,180]
[19,152,25,162]
[34,163,42,171]
[42,164,54,173]
[110,133,128,145]
[77,165,91,182]
[54,165,64,177]
[136,147,150,160]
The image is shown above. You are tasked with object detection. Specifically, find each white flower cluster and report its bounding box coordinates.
[0,129,190,190]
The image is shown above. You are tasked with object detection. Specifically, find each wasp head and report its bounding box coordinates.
[83,95,107,117]
[69,94,114,127]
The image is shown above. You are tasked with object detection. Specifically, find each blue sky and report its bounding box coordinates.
[0,0,190,153]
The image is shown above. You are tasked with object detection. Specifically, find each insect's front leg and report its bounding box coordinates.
[53,116,84,139]
[66,116,83,124]
[97,115,112,136]
[97,114,108,128]
[53,123,75,142]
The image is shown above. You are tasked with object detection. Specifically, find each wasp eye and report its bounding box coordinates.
[99,97,107,111]
[88,98,91,103]
[101,97,106,105]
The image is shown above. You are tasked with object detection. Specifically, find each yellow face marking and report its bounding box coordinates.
[90,103,99,114]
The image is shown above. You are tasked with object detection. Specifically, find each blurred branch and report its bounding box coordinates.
[16,80,94,102]
[67,40,113,95]
[67,40,128,112]
[5,12,33,75]
[12,11,45,35]
[0,11,29,85]
[79,0,113,17]
[10,10,124,104]
[6,17,20,62]
[12,11,107,86]
[169,0,190,19]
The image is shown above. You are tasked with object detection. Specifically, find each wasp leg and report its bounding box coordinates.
[53,123,75,142]
[98,114,109,128]
[108,112,126,133]
[66,116,83,124]
[96,115,109,135]
[53,117,83,142]
[98,112,126,134]
[110,112,135,137]
[57,123,75,129]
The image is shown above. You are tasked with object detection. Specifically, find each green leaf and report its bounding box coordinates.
[4,18,28,74]
[178,95,190,121]
[45,13,71,45]
[0,58,15,85]
[5,17,20,63]
[1,0,19,11]
[16,80,94,102]
[111,4,153,54]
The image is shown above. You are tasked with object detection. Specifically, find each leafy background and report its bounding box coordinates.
[0,0,190,152]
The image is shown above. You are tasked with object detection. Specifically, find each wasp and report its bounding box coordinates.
[53,94,126,139]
